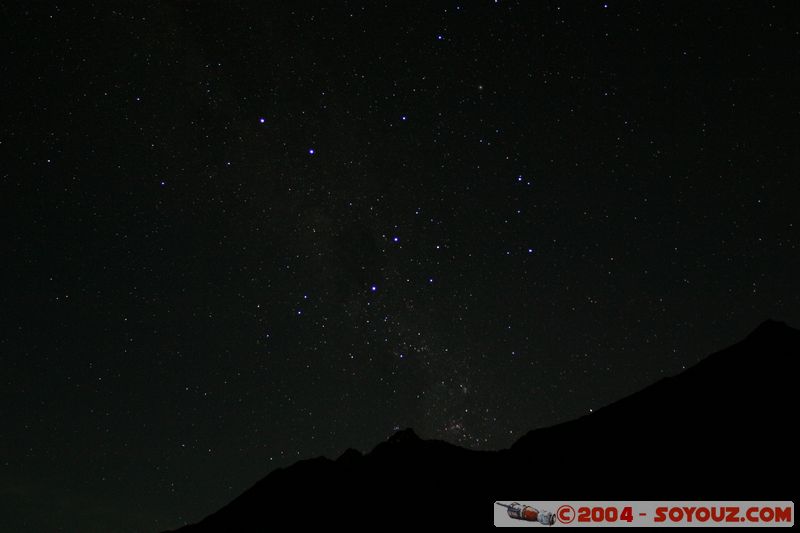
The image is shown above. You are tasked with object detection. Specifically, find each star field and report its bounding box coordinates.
[1,2,798,532]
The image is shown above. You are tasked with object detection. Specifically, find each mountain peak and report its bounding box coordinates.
[337,448,362,463]
[385,427,420,444]
[743,320,798,350]
[750,319,791,336]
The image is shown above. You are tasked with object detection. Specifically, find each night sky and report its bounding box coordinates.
[2,1,798,531]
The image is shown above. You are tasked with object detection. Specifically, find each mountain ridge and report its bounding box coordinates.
[165,320,798,531]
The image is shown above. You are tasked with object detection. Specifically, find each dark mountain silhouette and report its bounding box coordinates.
[165,320,798,530]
